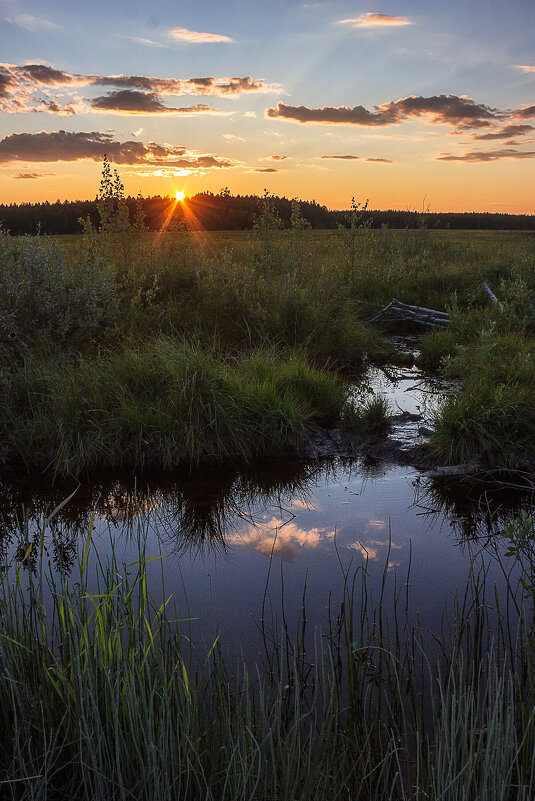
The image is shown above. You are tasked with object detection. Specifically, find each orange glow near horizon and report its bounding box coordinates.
[1,158,534,214]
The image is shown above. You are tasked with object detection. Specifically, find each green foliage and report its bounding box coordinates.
[338,196,369,282]
[341,394,391,434]
[0,340,346,475]
[417,329,459,369]
[0,230,117,357]
[253,190,284,273]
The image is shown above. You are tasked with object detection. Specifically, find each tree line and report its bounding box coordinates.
[1,191,534,235]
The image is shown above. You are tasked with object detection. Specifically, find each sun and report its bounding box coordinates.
[175,189,186,202]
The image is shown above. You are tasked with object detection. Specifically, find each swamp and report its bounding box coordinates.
[1,186,535,799]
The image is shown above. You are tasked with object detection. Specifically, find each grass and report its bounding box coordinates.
[0,508,534,799]
[1,203,535,473]
[341,394,391,434]
[0,339,347,475]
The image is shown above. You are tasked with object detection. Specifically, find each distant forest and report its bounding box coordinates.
[1,192,534,235]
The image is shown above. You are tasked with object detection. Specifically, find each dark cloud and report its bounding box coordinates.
[269,154,287,160]
[14,64,74,85]
[366,157,393,162]
[90,90,220,115]
[0,130,235,169]
[436,148,535,162]
[320,154,360,159]
[254,167,279,172]
[0,63,278,115]
[514,105,535,119]
[0,72,16,97]
[267,95,501,130]
[13,171,56,179]
[266,102,396,126]
[470,124,534,140]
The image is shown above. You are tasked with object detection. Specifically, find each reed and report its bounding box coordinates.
[0,507,533,799]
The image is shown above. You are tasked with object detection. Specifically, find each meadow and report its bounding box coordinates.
[1,189,534,476]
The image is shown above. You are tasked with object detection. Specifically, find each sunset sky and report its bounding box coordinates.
[0,0,534,212]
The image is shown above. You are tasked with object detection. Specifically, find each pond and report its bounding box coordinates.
[0,363,530,663]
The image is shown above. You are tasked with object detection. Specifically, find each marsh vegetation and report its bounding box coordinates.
[0,166,534,475]
[1,167,535,799]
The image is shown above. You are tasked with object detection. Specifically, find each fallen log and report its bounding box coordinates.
[367,298,450,328]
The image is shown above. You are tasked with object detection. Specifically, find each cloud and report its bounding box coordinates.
[471,123,535,140]
[0,130,236,172]
[92,74,277,97]
[122,35,167,48]
[514,105,535,118]
[223,133,246,141]
[267,94,502,130]
[514,65,535,73]
[320,154,360,159]
[6,64,74,86]
[258,154,287,161]
[228,517,334,562]
[254,167,279,172]
[169,27,232,43]
[0,63,279,115]
[90,90,225,115]
[366,157,393,162]
[338,12,413,28]
[13,171,56,179]
[5,14,60,31]
[437,148,535,162]
[132,127,144,137]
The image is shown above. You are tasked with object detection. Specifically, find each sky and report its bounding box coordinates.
[0,0,534,212]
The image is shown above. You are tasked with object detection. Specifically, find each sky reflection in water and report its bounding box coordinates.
[0,453,530,662]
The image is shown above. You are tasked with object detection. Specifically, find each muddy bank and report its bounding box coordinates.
[302,412,434,469]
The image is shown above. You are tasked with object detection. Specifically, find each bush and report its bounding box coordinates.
[0,231,117,358]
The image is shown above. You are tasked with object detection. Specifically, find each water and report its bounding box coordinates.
[0,364,531,662]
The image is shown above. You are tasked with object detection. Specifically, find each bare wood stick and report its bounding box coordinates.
[391,299,450,317]
[482,282,504,312]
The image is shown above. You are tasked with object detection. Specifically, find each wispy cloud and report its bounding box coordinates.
[122,35,167,48]
[320,154,392,162]
[437,148,535,162]
[5,14,60,31]
[169,27,232,43]
[259,154,287,161]
[338,12,413,28]
[514,65,535,73]
[267,94,501,130]
[13,171,56,179]
[223,133,246,141]
[0,130,237,173]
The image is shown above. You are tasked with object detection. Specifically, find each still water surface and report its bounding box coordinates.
[0,365,529,661]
